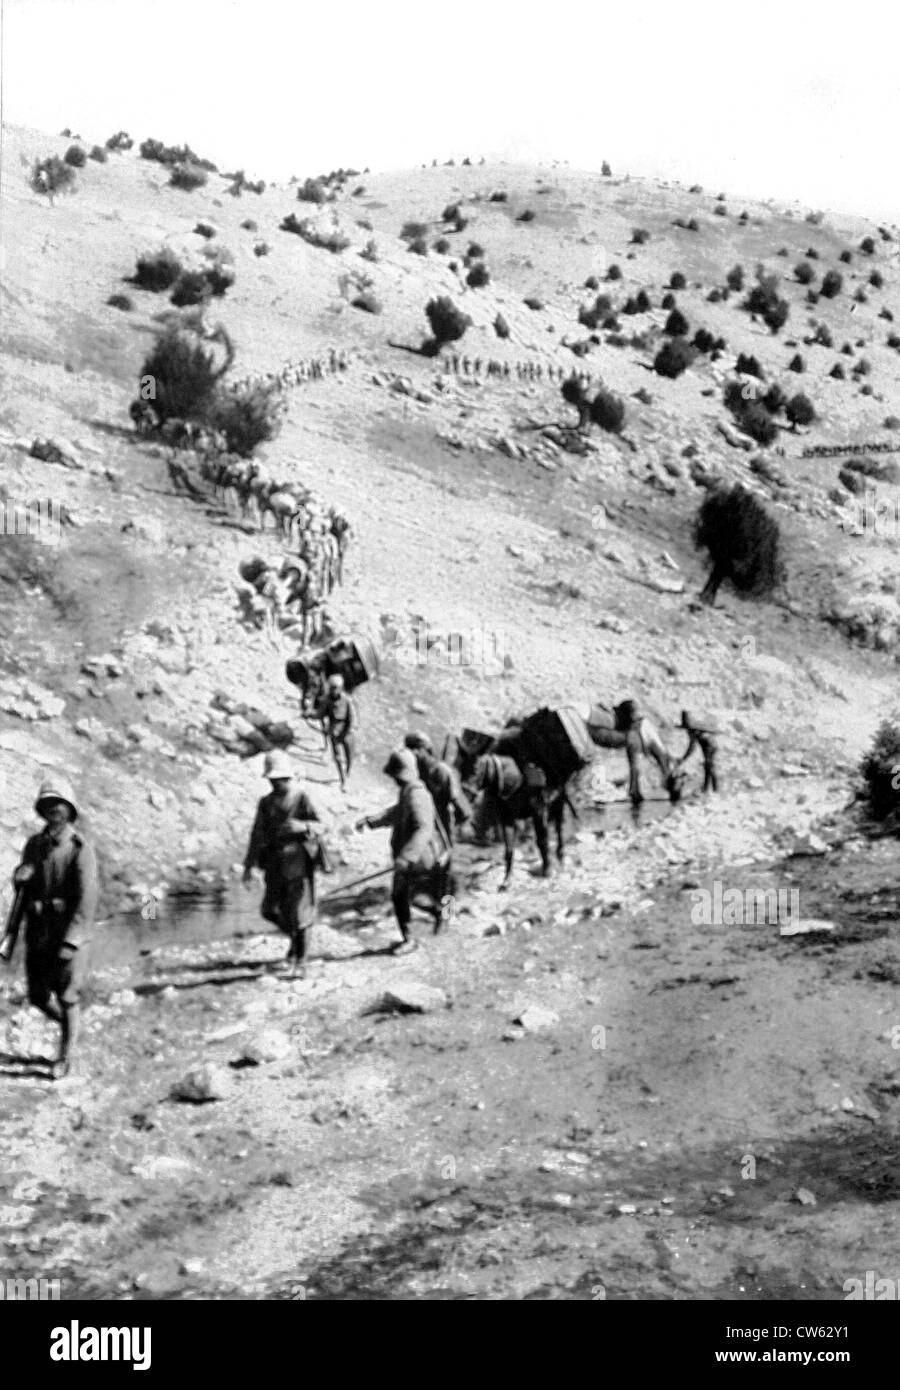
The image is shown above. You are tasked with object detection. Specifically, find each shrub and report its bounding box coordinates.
[660,291,676,310]
[693,328,716,353]
[494,313,510,339]
[30,155,76,200]
[763,383,787,414]
[653,338,696,378]
[870,269,884,289]
[434,237,450,254]
[601,161,611,176]
[714,204,727,216]
[467,242,485,259]
[888,333,900,350]
[820,269,843,298]
[170,270,211,307]
[241,219,258,232]
[744,274,789,332]
[253,242,270,257]
[594,293,613,315]
[736,353,764,379]
[669,271,686,289]
[105,130,133,151]
[794,261,815,284]
[88,144,108,163]
[139,322,233,425]
[360,238,379,262]
[169,163,208,191]
[489,190,508,202]
[194,221,216,239]
[204,258,235,297]
[401,220,429,241]
[631,227,650,244]
[524,295,544,310]
[466,262,490,288]
[140,138,215,169]
[590,387,626,434]
[208,380,283,458]
[425,296,472,347]
[694,484,785,604]
[635,288,651,311]
[804,247,819,260]
[805,210,824,225]
[584,275,600,290]
[442,203,460,222]
[453,215,469,233]
[852,357,872,376]
[785,393,815,427]
[606,264,622,281]
[64,144,86,167]
[814,324,833,348]
[133,246,183,291]
[686,218,700,232]
[517,209,536,222]
[107,293,133,311]
[726,265,744,291]
[881,308,895,321]
[860,719,900,820]
[839,249,852,263]
[622,296,640,315]
[280,214,350,252]
[829,363,845,379]
[777,246,789,257]
[842,341,854,355]
[740,403,779,445]
[664,307,689,336]
[561,376,591,429]
[854,287,868,304]
[860,236,876,254]
[408,237,428,256]
[298,177,329,203]
[788,353,805,373]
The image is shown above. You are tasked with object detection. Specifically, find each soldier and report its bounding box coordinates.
[1,777,98,1080]
[677,710,720,793]
[242,751,325,976]
[404,732,472,844]
[319,673,356,790]
[356,749,452,953]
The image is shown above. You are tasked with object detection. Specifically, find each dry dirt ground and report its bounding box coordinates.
[0,126,899,1299]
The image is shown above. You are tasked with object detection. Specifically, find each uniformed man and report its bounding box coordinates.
[242,751,325,976]
[1,776,99,1080]
[404,732,472,844]
[356,749,452,953]
[317,673,356,790]
[677,710,720,793]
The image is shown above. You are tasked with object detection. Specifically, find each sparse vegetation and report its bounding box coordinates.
[105,131,133,151]
[30,155,76,201]
[106,293,133,311]
[664,308,689,336]
[794,261,815,284]
[860,718,900,820]
[788,353,805,373]
[726,265,744,292]
[653,338,696,378]
[820,270,843,298]
[133,246,184,291]
[466,262,490,288]
[64,144,87,167]
[140,138,216,170]
[280,214,350,252]
[88,144,108,163]
[425,296,472,350]
[169,163,208,191]
[493,313,510,339]
[694,484,785,604]
[785,392,816,428]
[743,273,790,333]
[298,177,330,204]
[524,295,544,311]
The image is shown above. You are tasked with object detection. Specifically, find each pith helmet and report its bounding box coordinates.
[263,750,294,780]
[404,731,434,754]
[35,776,79,821]
[382,748,417,782]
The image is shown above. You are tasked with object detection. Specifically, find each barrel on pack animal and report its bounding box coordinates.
[285,634,379,697]
[513,706,595,783]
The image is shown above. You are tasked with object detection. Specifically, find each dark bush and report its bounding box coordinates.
[854,287,868,304]
[726,265,744,291]
[839,249,852,263]
[467,242,485,260]
[788,353,805,373]
[64,144,86,167]
[763,383,787,414]
[434,237,451,253]
[442,203,460,222]
[241,219,258,232]
[653,338,696,378]
[814,324,833,348]
[494,313,510,339]
[585,275,600,290]
[881,308,895,321]
[744,274,789,332]
[208,380,283,458]
[860,236,876,254]
[631,227,650,244]
[107,293,133,311]
[669,271,686,289]
[204,260,235,297]
[635,288,651,311]
[524,295,544,310]
[579,304,601,330]
[360,238,379,262]
[408,237,428,256]
[401,220,429,241]
[88,144,108,163]
[820,270,843,298]
[466,262,490,288]
[280,214,350,252]
[694,484,785,604]
[425,296,472,347]
[693,328,716,353]
[105,131,133,151]
[352,290,382,314]
[139,323,233,425]
[664,308,689,336]
[740,403,779,445]
[169,163,208,191]
[852,357,872,376]
[253,242,270,257]
[736,353,764,379]
[785,393,816,427]
[842,341,855,355]
[714,204,727,216]
[601,161,611,176]
[140,138,215,169]
[517,209,536,222]
[622,296,639,315]
[805,247,819,260]
[888,334,900,350]
[777,247,789,257]
[194,221,216,238]
[590,387,626,434]
[829,363,845,379]
[686,218,699,232]
[794,261,815,284]
[30,155,76,200]
[561,376,591,429]
[660,291,676,310]
[133,246,183,291]
[606,264,622,281]
[860,718,900,820]
[298,177,329,203]
[870,269,884,289]
[489,190,508,202]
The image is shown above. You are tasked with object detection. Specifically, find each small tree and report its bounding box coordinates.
[170,163,208,191]
[664,308,689,336]
[653,338,696,378]
[64,144,86,167]
[669,271,686,289]
[794,261,815,284]
[208,380,283,457]
[590,388,626,435]
[138,322,234,425]
[785,393,816,428]
[860,236,876,254]
[424,296,472,350]
[562,376,591,430]
[726,265,744,291]
[820,270,843,298]
[30,155,76,203]
[88,144,108,163]
[494,313,510,339]
[466,262,490,288]
[694,484,785,604]
[860,718,900,820]
[788,353,805,373]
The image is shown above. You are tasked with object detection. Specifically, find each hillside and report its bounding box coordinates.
[1,124,899,1300]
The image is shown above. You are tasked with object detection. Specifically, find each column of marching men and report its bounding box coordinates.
[227,346,351,397]
[441,355,594,388]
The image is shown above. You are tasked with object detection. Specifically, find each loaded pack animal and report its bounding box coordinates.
[579,700,683,806]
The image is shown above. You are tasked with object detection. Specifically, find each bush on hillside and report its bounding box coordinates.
[839,249,852,263]
[814,324,833,348]
[133,246,183,291]
[660,291,676,310]
[763,383,787,414]
[653,338,696,378]
[669,271,686,289]
[601,161,612,175]
[240,219,258,232]
[860,719,900,820]
[408,237,428,256]
[794,261,815,284]
[280,214,350,252]
[493,312,510,339]
[141,138,215,170]
[561,376,591,429]
[170,270,212,307]
[138,323,233,425]
[590,388,626,435]
[726,265,744,291]
[693,328,716,353]
[829,362,845,379]
[401,220,429,241]
[360,238,379,262]
[298,177,329,203]
[820,269,843,298]
[425,296,472,348]
[744,274,789,332]
[788,353,805,373]
[517,208,536,222]
[208,380,284,458]
[88,144,108,163]
[30,155,76,201]
[606,264,622,281]
[64,144,86,167]
[352,289,382,314]
[736,353,764,379]
[105,130,133,151]
[860,236,876,254]
[253,242,270,257]
[664,307,689,336]
[714,204,727,216]
[442,203,460,222]
[694,484,785,604]
[107,293,133,311]
[489,190,508,202]
[584,275,600,290]
[635,288,651,311]
[631,227,650,244]
[785,392,816,427]
[740,403,779,445]
[169,163,208,191]
[466,262,490,288]
[434,237,450,254]
[870,269,884,289]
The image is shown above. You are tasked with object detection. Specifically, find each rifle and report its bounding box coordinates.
[0,886,26,964]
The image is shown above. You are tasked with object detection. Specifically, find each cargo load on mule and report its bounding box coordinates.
[285,634,379,703]
[500,705,595,785]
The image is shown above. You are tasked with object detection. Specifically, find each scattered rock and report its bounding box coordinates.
[170,1064,233,1103]
[514,1005,559,1032]
[793,1187,817,1206]
[233,1028,293,1066]
[373,983,449,1015]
